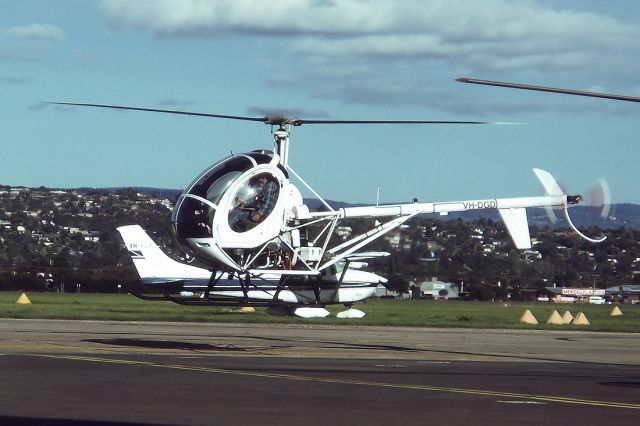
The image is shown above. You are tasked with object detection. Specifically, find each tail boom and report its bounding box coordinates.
[303,168,601,249]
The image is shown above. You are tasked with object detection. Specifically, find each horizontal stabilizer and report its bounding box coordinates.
[499,208,531,249]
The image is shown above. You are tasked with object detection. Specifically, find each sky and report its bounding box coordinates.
[1,0,639,206]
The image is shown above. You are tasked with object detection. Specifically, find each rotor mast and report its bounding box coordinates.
[273,124,290,167]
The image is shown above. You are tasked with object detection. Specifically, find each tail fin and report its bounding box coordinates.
[533,168,564,196]
[534,167,563,223]
[498,168,565,250]
[117,225,210,280]
[498,207,531,249]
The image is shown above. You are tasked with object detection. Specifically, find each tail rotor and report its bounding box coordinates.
[533,169,607,243]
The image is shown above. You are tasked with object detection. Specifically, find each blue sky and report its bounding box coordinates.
[1,0,639,205]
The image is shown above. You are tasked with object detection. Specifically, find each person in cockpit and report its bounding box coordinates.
[229,174,279,232]
[249,174,278,223]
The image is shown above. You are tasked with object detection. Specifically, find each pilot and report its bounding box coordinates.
[250,174,278,223]
[229,174,279,232]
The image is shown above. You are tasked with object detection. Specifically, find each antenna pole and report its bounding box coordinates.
[273,124,290,167]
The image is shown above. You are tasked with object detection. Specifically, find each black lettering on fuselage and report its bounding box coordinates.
[462,200,497,210]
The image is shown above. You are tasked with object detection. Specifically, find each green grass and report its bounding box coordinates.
[1,292,638,332]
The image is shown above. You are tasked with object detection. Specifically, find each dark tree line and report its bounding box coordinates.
[2,187,639,297]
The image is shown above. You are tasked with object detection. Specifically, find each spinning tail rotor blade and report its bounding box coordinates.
[540,176,612,222]
[586,178,612,219]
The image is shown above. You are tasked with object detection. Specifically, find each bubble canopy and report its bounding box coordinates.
[228,172,280,232]
[171,151,285,244]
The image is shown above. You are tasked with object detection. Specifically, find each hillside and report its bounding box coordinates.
[1,184,638,298]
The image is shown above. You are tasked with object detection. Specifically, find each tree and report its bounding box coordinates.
[386,274,410,294]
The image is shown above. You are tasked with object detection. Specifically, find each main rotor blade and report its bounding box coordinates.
[291,119,490,126]
[456,77,640,103]
[47,101,501,126]
[46,102,269,123]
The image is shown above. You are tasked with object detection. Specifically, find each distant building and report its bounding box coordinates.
[544,286,605,303]
[541,286,640,304]
[375,284,399,298]
[605,284,640,304]
[543,285,640,304]
[412,278,459,300]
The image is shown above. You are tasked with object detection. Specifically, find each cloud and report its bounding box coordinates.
[98,0,640,112]
[99,0,637,47]
[0,75,31,84]
[4,24,65,42]
[0,23,65,62]
[100,0,405,36]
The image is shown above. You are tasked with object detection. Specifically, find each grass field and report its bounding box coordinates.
[1,291,638,332]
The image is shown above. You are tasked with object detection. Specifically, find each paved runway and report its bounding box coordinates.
[1,319,638,425]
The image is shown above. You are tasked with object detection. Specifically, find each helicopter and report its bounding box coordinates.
[50,87,606,318]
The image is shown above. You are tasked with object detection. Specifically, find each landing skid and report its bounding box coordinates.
[336,308,366,319]
[293,307,330,318]
[129,284,366,319]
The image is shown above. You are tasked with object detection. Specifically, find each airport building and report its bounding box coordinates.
[412,278,459,300]
[544,285,640,303]
[604,284,640,304]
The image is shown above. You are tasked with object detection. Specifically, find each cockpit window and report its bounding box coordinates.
[206,171,241,205]
[174,155,254,239]
[229,172,280,232]
[172,195,213,238]
[187,156,254,199]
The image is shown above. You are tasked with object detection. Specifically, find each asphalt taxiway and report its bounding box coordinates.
[0,319,638,425]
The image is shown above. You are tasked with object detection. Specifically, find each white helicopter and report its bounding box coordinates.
[51,86,606,318]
